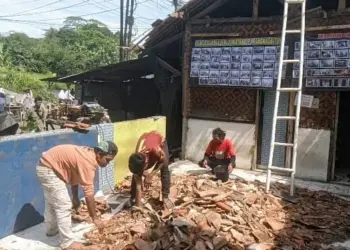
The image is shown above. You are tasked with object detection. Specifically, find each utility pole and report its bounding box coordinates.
[126,0,135,60]
[119,0,124,62]
[124,0,130,51]
[173,0,179,11]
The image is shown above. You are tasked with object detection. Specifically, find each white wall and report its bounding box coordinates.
[296,128,331,181]
[185,118,255,170]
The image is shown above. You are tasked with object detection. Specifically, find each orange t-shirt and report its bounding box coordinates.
[39,144,98,197]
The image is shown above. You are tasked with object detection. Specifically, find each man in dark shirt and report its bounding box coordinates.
[127,131,174,210]
[200,127,236,173]
[26,96,48,132]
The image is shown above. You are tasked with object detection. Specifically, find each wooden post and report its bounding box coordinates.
[253,90,261,170]
[330,92,340,181]
[119,0,124,62]
[181,24,192,159]
[192,0,230,20]
[253,0,259,19]
[338,0,346,10]
[285,92,296,169]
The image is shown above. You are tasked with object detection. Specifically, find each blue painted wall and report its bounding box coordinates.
[0,129,98,238]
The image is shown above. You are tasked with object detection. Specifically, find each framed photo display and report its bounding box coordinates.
[294,33,350,89]
[190,37,288,88]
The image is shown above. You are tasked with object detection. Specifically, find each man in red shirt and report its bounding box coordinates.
[200,128,236,174]
[127,131,174,210]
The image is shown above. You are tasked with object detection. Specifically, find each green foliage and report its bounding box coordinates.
[0,17,132,100]
[0,66,58,101]
[1,17,123,77]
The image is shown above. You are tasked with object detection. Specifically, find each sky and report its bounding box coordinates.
[0,0,187,40]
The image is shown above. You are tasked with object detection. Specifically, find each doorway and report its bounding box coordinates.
[258,90,289,168]
[334,91,350,183]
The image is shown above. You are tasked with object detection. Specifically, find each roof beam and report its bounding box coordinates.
[189,16,282,25]
[253,0,260,19]
[191,0,230,20]
[144,33,183,53]
[157,57,181,77]
[269,24,350,35]
[339,0,346,10]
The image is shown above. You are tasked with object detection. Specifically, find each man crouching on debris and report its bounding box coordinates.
[36,141,118,250]
[200,127,236,174]
[128,131,174,210]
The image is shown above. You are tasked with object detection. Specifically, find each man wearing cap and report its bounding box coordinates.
[36,141,118,250]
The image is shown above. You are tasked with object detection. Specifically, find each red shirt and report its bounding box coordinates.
[136,131,165,169]
[205,139,236,159]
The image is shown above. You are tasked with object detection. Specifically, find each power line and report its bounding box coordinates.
[150,0,172,10]
[0,0,89,18]
[29,6,121,21]
[0,0,43,7]
[0,0,64,17]
[89,0,120,15]
[140,2,171,13]
[0,17,151,30]
[98,0,167,23]
[0,0,172,37]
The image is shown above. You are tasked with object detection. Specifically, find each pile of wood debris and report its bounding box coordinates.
[72,200,110,223]
[81,175,350,250]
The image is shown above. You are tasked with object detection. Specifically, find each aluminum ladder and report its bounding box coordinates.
[266,0,306,196]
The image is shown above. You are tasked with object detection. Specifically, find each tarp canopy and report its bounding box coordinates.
[41,56,180,84]
[52,57,155,83]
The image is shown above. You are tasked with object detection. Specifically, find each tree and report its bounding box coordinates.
[2,17,121,77]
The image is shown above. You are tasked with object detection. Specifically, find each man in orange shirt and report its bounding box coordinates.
[36,141,118,250]
[127,131,174,210]
[200,128,236,174]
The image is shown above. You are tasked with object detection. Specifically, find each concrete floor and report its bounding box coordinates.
[0,222,93,250]
[1,160,350,250]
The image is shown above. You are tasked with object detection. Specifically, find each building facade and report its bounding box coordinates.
[162,0,350,182]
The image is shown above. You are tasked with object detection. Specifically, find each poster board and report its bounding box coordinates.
[293,33,350,89]
[190,37,288,88]
[294,94,314,108]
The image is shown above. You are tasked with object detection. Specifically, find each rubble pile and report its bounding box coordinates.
[82,175,350,250]
[48,102,111,127]
[72,200,110,223]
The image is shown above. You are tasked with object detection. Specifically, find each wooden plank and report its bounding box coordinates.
[270,24,350,35]
[191,0,230,20]
[181,24,191,159]
[253,90,261,170]
[330,92,340,181]
[252,0,260,19]
[285,92,296,169]
[190,33,240,38]
[156,57,181,77]
[287,6,323,24]
[189,16,281,25]
[145,33,183,53]
[338,0,346,10]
